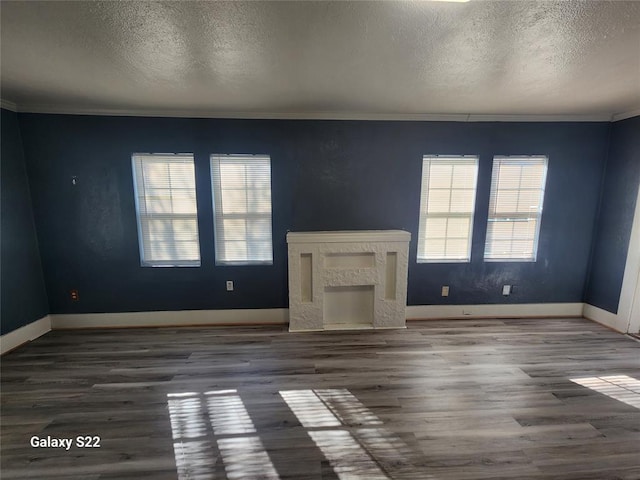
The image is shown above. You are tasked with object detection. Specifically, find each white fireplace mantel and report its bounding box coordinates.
[287,230,411,332]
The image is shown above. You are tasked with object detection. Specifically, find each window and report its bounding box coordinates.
[210,154,273,265]
[132,154,201,267]
[484,156,548,261]
[417,155,479,262]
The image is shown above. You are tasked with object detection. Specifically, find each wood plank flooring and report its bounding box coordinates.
[1,317,639,479]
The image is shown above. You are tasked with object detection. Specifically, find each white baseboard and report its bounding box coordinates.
[582,303,627,333]
[0,304,624,353]
[290,324,407,333]
[406,303,584,320]
[0,303,605,336]
[0,315,51,355]
[50,308,289,329]
[50,304,588,330]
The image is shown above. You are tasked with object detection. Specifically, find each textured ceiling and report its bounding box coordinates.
[1,1,639,119]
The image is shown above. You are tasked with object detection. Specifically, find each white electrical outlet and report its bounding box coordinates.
[502,285,511,296]
[441,286,449,297]
[226,281,234,291]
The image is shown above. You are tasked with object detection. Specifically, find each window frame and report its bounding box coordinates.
[131,153,201,267]
[484,155,548,262]
[417,155,479,264]
[210,154,274,266]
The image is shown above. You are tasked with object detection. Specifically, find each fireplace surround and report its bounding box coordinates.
[287,230,411,332]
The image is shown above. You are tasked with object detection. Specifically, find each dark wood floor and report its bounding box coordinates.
[1,317,639,479]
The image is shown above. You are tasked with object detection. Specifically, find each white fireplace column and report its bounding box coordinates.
[286,230,411,332]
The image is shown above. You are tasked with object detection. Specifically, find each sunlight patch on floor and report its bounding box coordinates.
[167,390,279,480]
[570,375,640,409]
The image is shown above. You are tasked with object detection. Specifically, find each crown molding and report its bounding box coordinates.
[611,108,640,122]
[14,104,470,121]
[9,103,616,122]
[0,99,18,112]
[466,114,611,122]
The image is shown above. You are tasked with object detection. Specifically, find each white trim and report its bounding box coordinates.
[6,104,616,122]
[0,99,18,111]
[0,315,51,355]
[468,114,611,123]
[587,180,640,333]
[406,303,584,320]
[618,182,640,332]
[629,271,640,333]
[0,305,620,340]
[611,109,640,122]
[581,132,640,334]
[582,304,626,332]
[291,325,407,333]
[50,308,289,329]
[44,304,591,330]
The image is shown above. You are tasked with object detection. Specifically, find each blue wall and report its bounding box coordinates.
[1,109,49,334]
[17,113,610,315]
[585,116,640,313]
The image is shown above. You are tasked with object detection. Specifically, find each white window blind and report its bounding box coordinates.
[417,156,479,262]
[132,154,200,267]
[210,154,273,265]
[484,156,548,261]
